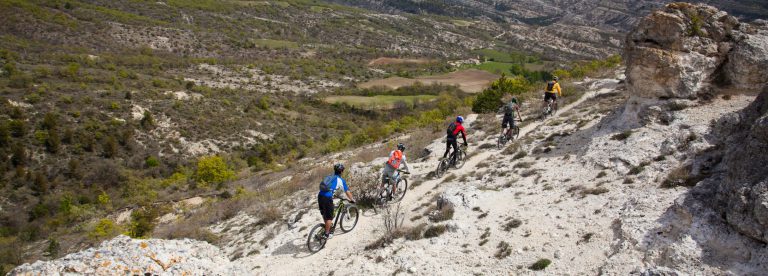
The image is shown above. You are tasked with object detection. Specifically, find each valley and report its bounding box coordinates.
[1,1,768,275]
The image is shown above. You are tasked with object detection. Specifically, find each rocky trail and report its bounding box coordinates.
[236,76,618,275]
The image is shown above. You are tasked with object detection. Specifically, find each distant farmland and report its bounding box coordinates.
[324,95,438,110]
[358,69,498,93]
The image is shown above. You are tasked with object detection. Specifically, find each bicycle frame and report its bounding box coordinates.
[329,198,348,231]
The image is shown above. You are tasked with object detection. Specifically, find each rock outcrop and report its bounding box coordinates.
[715,87,768,243]
[9,235,247,275]
[625,3,768,99]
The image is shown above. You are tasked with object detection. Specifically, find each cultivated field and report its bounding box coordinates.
[324,95,438,109]
[358,69,498,93]
[367,57,435,66]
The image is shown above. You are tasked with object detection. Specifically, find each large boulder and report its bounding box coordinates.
[625,3,768,99]
[716,87,768,243]
[726,21,768,89]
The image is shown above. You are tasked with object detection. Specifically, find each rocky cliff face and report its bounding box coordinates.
[716,88,768,243]
[624,3,768,99]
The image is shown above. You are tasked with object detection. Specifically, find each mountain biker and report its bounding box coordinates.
[442,116,468,164]
[499,97,523,138]
[318,164,355,239]
[381,143,410,199]
[543,76,562,113]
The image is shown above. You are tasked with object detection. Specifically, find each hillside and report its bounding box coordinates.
[3,1,768,275]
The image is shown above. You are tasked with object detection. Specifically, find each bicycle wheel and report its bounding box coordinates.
[306,224,327,253]
[497,135,504,150]
[435,160,447,178]
[393,178,408,202]
[513,126,520,140]
[339,205,359,232]
[453,150,466,169]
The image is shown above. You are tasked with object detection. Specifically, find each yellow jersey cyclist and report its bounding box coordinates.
[543,76,562,112]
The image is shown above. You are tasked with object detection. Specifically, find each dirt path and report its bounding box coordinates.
[236,80,621,275]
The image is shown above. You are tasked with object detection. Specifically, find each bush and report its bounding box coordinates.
[145,156,160,168]
[423,224,447,238]
[495,241,511,259]
[472,75,531,113]
[8,120,26,137]
[89,219,118,239]
[140,111,155,129]
[611,130,633,141]
[126,207,158,238]
[429,198,455,222]
[503,219,522,231]
[529,258,552,270]
[8,73,33,88]
[0,123,10,147]
[195,155,235,187]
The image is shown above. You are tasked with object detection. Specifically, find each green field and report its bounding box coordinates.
[325,95,438,109]
[466,61,545,75]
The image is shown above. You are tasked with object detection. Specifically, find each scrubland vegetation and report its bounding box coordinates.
[0,0,623,272]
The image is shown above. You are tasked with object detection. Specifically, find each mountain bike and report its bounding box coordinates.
[435,144,467,177]
[306,196,359,253]
[541,99,557,120]
[497,119,522,149]
[375,169,409,209]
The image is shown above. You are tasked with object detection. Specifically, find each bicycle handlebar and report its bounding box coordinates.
[333,195,354,203]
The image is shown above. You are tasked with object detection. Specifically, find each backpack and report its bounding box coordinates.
[446,122,457,137]
[387,150,403,168]
[546,81,556,92]
[504,102,515,115]
[319,175,336,192]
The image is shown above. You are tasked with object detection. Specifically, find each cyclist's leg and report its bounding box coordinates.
[450,140,459,164]
[501,115,510,136]
[442,140,451,159]
[318,195,334,235]
[391,170,399,195]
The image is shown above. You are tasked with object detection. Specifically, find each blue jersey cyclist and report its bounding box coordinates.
[318,164,355,239]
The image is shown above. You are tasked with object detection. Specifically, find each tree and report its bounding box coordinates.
[472,75,531,113]
[0,122,10,147]
[103,136,118,158]
[140,111,155,129]
[45,129,61,153]
[11,143,26,167]
[195,155,235,188]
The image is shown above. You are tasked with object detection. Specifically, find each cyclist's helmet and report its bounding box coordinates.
[553,76,559,81]
[456,116,464,123]
[510,97,518,104]
[397,143,405,152]
[333,163,345,175]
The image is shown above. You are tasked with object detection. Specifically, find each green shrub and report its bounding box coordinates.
[195,155,235,187]
[126,208,157,238]
[89,219,118,239]
[140,111,155,129]
[103,136,118,158]
[0,123,10,147]
[8,73,32,88]
[529,258,552,270]
[145,156,160,168]
[472,75,531,113]
[8,120,26,137]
